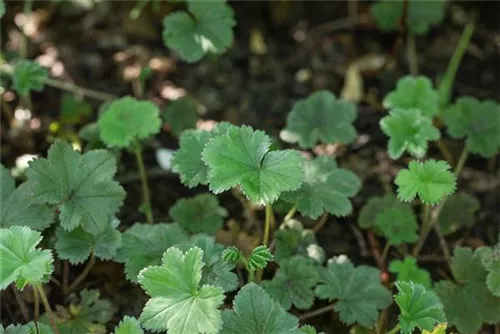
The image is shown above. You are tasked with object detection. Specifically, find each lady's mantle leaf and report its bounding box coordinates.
[315,256,391,327]
[375,206,419,245]
[202,126,304,204]
[163,97,198,137]
[442,97,500,158]
[12,60,48,96]
[98,96,161,148]
[0,226,53,290]
[394,281,446,334]
[0,164,54,230]
[434,247,500,334]
[163,0,236,63]
[284,91,357,148]
[25,140,125,234]
[282,156,361,218]
[389,256,432,289]
[380,108,440,159]
[262,256,320,310]
[5,322,53,334]
[480,243,500,297]
[55,218,122,264]
[437,192,480,236]
[115,223,189,282]
[383,76,439,117]
[114,316,143,334]
[220,283,302,334]
[395,160,456,205]
[247,245,274,271]
[138,247,224,334]
[358,194,402,230]
[169,193,227,235]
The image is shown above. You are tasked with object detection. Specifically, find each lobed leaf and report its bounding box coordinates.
[12,60,48,96]
[375,206,419,245]
[437,192,480,236]
[163,96,198,136]
[113,316,143,334]
[247,245,274,271]
[383,76,439,117]
[479,242,500,297]
[358,194,402,230]
[389,256,432,289]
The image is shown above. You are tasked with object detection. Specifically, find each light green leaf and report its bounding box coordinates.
[262,256,320,310]
[247,245,274,271]
[389,256,432,289]
[395,160,456,205]
[358,194,402,230]
[162,0,236,62]
[163,97,198,136]
[383,76,439,117]
[422,323,448,334]
[0,164,54,230]
[282,156,361,218]
[394,281,446,334]
[98,96,161,148]
[138,247,224,334]
[375,206,419,245]
[25,140,125,234]
[202,125,304,204]
[222,246,244,263]
[113,316,143,334]
[12,60,48,96]
[315,256,391,327]
[284,90,357,148]
[437,192,480,236]
[220,283,302,334]
[115,223,189,282]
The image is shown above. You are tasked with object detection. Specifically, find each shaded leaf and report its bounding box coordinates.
[437,192,480,236]
[163,97,198,136]
[375,206,419,245]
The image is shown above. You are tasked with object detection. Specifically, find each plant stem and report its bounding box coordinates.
[283,202,298,222]
[299,303,335,321]
[381,243,391,263]
[68,253,95,293]
[133,139,154,225]
[313,212,329,233]
[33,287,40,320]
[434,222,452,270]
[436,139,454,165]
[11,286,30,321]
[386,325,400,334]
[454,146,468,176]
[34,283,59,334]
[247,270,255,283]
[263,204,273,246]
[62,260,69,294]
[412,204,431,257]
[407,32,418,75]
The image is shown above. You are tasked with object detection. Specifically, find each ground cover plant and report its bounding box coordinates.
[0,0,499,333]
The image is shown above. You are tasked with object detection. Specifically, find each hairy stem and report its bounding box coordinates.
[133,139,154,225]
[34,283,59,334]
[407,32,418,75]
[283,202,298,222]
[263,204,273,246]
[299,303,335,321]
[68,253,95,293]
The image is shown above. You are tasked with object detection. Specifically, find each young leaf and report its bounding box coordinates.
[138,247,224,334]
[163,97,198,136]
[114,316,143,334]
[222,246,244,263]
[169,193,226,235]
[284,91,357,148]
[55,218,122,264]
[0,226,53,290]
[247,245,274,271]
[437,192,480,236]
[394,281,446,333]
[422,323,447,334]
[383,76,439,117]
[380,108,440,159]
[202,125,304,204]
[98,96,161,148]
[300,325,323,334]
[389,256,432,289]
[434,247,500,334]
[442,97,500,157]
[162,0,236,62]
[479,244,500,297]
[1,322,53,334]
[375,206,419,245]
[220,283,302,334]
[25,140,125,234]
[358,194,402,229]
[115,223,189,282]
[395,160,456,205]
[262,256,320,310]
[12,60,48,96]
[0,164,54,230]
[274,220,325,264]
[282,156,361,218]
[315,256,391,327]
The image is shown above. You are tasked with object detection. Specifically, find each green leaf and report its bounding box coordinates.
[394,281,446,334]
[262,256,320,310]
[0,164,54,230]
[163,97,198,136]
[274,220,324,264]
[422,323,448,334]
[202,125,305,204]
[162,0,236,62]
[169,193,226,235]
[113,316,143,334]
[220,283,302,334]
[442,97,500,158]
[60,93,92,125]
[138,247,224,334]
[434,247,500,334]
[375,206,419,245]
[380,108,440,159]
[300,325,321,334]
[395,160,456,205]
[1,322,53,334]
[115,223,189,282]
[98,96,161,148]
[25,140,125,234]
[0,226,53,290]
[315,256,391,327]
[222,246,244,263]
[0,0,5,19]
[284,91,357,148]
[437,192,480,236]
[370,0,403,32]
[282,156,361,219]
[480,243,500,297]
[389,256,432,289]
[55,218,122,264]
[12,60,48,96]
[358,194,402,230]
[383,76,439,117]
[247,245,274,271]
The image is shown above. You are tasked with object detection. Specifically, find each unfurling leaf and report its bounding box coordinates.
[247,245,274,271]
[222,246,244,263]
[383,76,439,117]
[12,60,48,96]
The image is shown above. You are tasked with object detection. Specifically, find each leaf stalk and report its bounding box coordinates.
[34,283,60,334]
[68,252,96,293]
[133,139,154,225]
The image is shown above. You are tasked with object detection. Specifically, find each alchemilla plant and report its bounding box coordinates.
[1,0,499,333]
